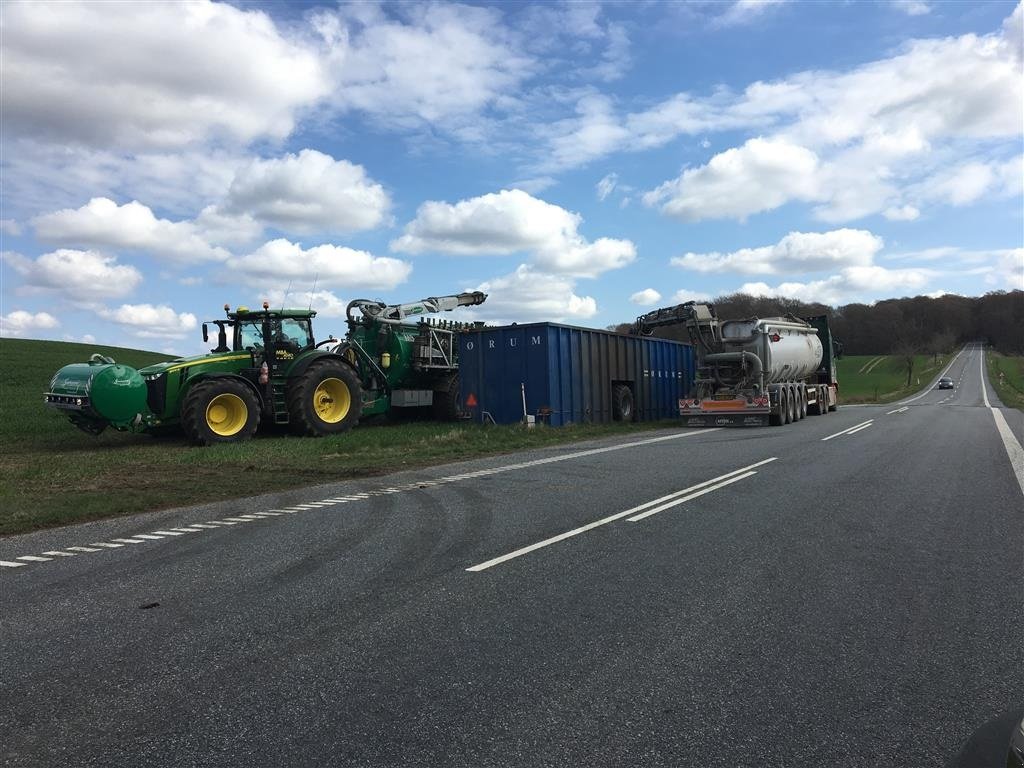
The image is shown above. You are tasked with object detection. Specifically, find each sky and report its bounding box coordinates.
[1,0,1022,355]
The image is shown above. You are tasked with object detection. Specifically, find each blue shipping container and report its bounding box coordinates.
[458,322,695,426]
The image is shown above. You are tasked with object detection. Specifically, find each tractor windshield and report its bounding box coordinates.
[237,320,264,351]
[235,316,314,352]
[277,318,313,349]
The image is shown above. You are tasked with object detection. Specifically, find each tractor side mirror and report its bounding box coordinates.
[202,323,209,343]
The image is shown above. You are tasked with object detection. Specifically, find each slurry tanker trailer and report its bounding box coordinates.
[631,301,841,427]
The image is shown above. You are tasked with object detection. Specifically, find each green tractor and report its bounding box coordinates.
[44,292,487,445]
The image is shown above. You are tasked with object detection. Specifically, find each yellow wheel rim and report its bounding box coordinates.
[206,393,248,436]
[313,377,350,423]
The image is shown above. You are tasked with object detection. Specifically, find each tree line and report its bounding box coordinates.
[611,290,1024,355]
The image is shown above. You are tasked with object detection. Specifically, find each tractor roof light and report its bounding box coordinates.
[262,300,270,309]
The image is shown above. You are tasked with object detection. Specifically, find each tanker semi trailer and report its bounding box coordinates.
[631,302,840,427]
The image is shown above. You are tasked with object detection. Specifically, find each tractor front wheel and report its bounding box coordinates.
[287,359,362,436]
[182,378,260,445]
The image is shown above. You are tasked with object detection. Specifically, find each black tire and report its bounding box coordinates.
[808,386,821,416]
[287,358,361,436]
[181,378,260,446]
[782,388,792,425]
[432,374,461,421]
[612,384,634,422]
[769,389,783,426]
[798,387,807,419]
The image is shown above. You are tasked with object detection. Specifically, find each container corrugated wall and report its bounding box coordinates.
[458,322,694,426]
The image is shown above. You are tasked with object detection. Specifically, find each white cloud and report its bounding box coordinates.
[32,198,229,263]
[596,173,618,201]
[671,290,714,303]
[891,0,931,16]
[549,8,1021,222]
[671,229,884,275]
[228,239,411,291]
[193,206,263,247]
[222,150,390,235]
[471,264,597,323]
[314,3,533,130]
[2,0,330,150]
[984,248,1024,290]
[913,157,1023,208]
[0,310,59,337]
[714,0,789,28]
[1,220,22,237]
[884,205,921,221]
[510,176,557,195]
[97,304,198,339]
[644,138,820,221]
[630,288,662,306]
[391,188,635,277]
[3,248,143,300]
[262,289,350,320]
[739,265,934,304]
[0,141,246,221]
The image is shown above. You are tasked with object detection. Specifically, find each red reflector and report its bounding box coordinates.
[769,333,781,342]
[466,393,478,407]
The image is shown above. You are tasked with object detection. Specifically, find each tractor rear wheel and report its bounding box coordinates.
[182,378,260,445]
[287,359,361,436]
[432,374,461,421]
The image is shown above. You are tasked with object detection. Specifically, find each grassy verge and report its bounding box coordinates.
[987,352,1024,412]
[837,354,950,404]
[0,338,680,535]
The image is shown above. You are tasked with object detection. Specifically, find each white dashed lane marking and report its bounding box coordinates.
[3,428,720,572]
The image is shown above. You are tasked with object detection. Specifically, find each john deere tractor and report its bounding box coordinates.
[44,292,486,445]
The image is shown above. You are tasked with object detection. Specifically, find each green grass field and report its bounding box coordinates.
[836,354,950,403]
[0,338,676,535]
[987,352,1024,411]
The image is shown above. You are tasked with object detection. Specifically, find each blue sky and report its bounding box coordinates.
[1,0,1022,355]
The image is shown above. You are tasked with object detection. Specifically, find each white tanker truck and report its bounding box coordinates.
[631,302,841,427]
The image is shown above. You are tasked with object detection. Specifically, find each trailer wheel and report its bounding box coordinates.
[287,359,362,436]
[182,378,260,445]
[769,390,783,426]
[612,384,634,422]
[799,388,807,419]
[814,386,827,416]
[432,374,461,421]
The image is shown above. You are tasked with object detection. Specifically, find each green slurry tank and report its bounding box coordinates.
[46,354,150,434]
[44,292,487,445]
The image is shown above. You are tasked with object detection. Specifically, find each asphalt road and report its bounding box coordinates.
[2,345,1022,767]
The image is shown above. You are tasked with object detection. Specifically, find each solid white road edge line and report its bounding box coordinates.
[628,471,759,522]
[4,427,725,572]
[980,347,1024,497]
[466,457,776,572]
